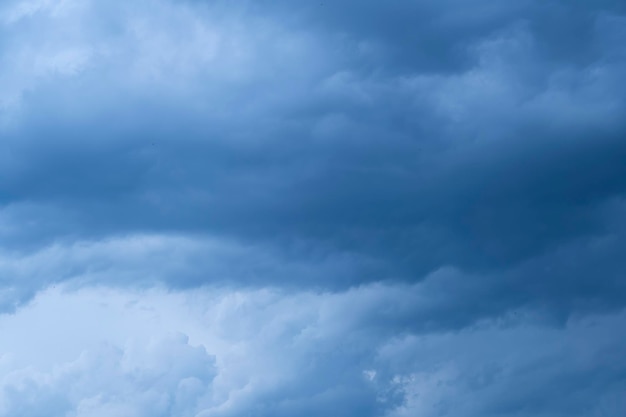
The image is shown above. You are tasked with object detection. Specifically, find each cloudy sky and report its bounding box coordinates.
[1,0,625,416]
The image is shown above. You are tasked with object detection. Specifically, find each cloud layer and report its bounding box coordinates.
[1,287,625,417]
[1,0,625,415]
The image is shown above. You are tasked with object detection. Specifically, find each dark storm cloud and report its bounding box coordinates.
[2,1,626,416]
[241,0,626,73]
[1,0,625,320]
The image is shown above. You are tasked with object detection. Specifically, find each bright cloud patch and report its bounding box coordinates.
[1,287,625,417]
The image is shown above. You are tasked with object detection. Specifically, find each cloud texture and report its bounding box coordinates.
[0,0,625,415]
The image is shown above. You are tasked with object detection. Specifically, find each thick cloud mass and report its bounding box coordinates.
[1,0,625,415]
[1,287,625,417]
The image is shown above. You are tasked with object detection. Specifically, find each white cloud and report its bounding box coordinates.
[0,332,216,417]
[0,286,624,417]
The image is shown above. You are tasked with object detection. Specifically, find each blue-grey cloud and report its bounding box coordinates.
[1,0,625,415]
[1,287,625,417]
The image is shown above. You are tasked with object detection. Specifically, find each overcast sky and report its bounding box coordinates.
[1,0,625,416]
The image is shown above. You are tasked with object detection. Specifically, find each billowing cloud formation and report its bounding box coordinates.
[1,0,625,415]
[1,287,625,417]
[1,332,216,416]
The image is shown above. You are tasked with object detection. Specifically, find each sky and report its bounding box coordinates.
[0,0,625,416]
